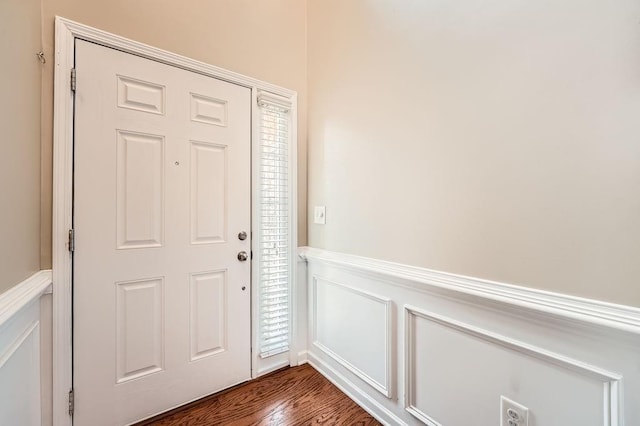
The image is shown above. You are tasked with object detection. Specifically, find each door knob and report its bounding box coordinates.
[237,251,248,262]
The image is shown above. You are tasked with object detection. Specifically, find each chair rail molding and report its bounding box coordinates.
[298,247,640,335]
[0,270,52,329]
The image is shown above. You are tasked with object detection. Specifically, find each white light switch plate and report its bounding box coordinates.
[314,206,326,224]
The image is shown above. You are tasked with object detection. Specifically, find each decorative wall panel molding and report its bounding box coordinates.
[405,306,622,426]
[311,277,393,397]
[300,247,639,426]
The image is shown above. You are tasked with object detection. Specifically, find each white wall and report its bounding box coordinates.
[307,0,640,306]
[301,248,640,425]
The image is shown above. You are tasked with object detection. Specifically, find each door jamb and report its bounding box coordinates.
[52,17,298,426]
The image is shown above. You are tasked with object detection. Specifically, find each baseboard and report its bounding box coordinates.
[297,350,308,365]
[308,353,407,426]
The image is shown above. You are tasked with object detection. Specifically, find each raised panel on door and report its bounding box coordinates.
[116,277,164,383]
[116,130,165,250]
[117,75,166,115]
[190,270,227,361]
[190,93,227,126]
[190,141,227,245]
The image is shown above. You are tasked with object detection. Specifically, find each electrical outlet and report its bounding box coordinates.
[501,396,529,426]
[314,206,326,224]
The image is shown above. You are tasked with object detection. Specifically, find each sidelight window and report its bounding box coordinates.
[256,91,294,359]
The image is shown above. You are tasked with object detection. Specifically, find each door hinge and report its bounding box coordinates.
[68,388,74,416]
[68,229,75,252]
[70,68,77,92]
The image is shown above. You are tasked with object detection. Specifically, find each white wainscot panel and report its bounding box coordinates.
[0,321,41,426]
[190,270,227,361]
[190,141,227,244]
[0,271,50,426]
[312,277,393,397]
[300,248,640,425]
[116,277,165,383]
[117,75,165,115]
[190,93,227,126]
[116,130,165,249]
[405,306,621,426]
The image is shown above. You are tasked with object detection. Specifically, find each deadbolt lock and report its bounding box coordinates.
[238,231,248,241]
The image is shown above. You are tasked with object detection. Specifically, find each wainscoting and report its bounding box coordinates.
[0,270,52,426]
[299,247,640,426]
[3,254,639,425]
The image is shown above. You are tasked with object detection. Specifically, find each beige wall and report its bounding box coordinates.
[307,0,640,305]
[0,0,42,293]
[12,0,639,305]
[40,0,308,268]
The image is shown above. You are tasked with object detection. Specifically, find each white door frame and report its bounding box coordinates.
[52,17,298,426]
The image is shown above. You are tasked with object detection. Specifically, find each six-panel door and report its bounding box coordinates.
[73,40,251,425]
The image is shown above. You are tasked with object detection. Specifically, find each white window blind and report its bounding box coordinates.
[257,92,292,358]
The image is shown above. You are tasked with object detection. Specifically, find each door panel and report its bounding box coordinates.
[73,40,251,425]
[189,270,227,361]
[190,141,227,244]
[116,130,165,249]
[115,277,164,384]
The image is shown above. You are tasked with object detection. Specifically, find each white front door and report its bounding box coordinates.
[73,40,251,425]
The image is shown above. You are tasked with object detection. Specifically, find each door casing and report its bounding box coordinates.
[52,17,298,426]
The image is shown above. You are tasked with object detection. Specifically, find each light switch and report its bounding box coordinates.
[314,206,326,225]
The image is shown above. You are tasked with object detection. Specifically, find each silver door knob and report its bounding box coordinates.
[238,231,248,241]
[237,251,248,262]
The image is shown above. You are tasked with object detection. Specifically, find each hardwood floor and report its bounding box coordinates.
[136,364,381,426]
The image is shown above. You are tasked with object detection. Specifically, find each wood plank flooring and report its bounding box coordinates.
[136,364,381,426]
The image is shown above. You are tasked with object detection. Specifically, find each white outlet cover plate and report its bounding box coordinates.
[501,396,529,426]
[314,206,326,224]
